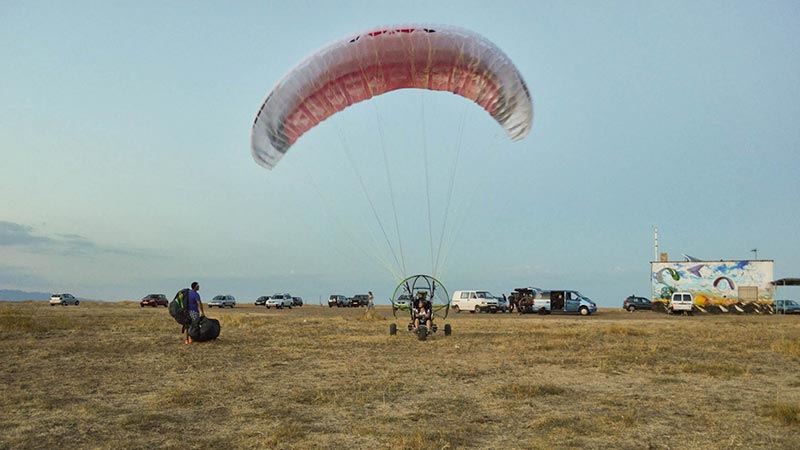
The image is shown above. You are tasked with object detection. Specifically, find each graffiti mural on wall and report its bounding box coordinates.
[651,260,774,305]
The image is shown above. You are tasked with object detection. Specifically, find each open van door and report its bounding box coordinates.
[550,291,565,311]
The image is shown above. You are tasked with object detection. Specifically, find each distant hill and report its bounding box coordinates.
[0,289,52,301]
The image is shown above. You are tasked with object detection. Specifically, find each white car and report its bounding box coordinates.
[393,294,413,311]
[208,295,236,308]
[266,294,293,309]
[50,293,79,306]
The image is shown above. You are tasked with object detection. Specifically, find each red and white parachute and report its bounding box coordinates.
[251,24,533,169]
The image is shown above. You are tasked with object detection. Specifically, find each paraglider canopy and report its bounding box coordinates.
[251,24,533,170]
[248,24,534,284]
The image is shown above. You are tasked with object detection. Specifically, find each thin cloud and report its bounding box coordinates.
[0,221,142,257]
[0,264,47,287]
[0,221,51,246]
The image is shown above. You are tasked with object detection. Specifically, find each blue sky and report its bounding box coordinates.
[1,1,798,306]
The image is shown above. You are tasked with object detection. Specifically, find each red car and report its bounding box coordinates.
[140,294,168,307]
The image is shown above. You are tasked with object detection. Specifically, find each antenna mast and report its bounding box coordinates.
[654,226,659,262]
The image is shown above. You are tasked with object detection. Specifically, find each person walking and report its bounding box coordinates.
[367,291,374,310]
[184,281,205,344]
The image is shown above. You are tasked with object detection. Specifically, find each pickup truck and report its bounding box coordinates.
[668,292,694,315]
[525,289,597,316]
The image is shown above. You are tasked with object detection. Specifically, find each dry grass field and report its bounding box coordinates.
[1,301,799,449]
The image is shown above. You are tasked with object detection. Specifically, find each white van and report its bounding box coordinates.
[451,290,499,313]
[668,292,694,315]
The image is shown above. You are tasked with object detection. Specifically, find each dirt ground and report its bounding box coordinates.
[1,301,799,449]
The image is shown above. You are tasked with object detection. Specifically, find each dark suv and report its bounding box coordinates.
[623,295,652,312]
[141,294,168,307]
[351,294,369,307]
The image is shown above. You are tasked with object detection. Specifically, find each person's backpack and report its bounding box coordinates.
[188,316,221,342]
[169,288,191,326]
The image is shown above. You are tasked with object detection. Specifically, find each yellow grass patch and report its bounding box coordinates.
[1,302,799,448]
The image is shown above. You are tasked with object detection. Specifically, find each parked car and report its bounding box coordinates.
[292,296,303,307]
[451,290,499,313]
[50,293,79,306]
[393,294,412,311]
[623,295,652,312]
[208,295,236,308]
[328,294,344,307]
[328,294,349,307]
[351,294,370,307]
[140,294,168,307]
[668,292,694,315]
[267,293,293,309]
[254,296,270,306]
[775,299,800,314]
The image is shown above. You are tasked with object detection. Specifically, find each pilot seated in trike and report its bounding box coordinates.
[410,291,435,333]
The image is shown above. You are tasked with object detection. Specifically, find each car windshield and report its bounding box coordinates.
[476,291,493,298]
[213,296,224,300]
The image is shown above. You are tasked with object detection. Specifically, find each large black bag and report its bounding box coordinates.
[169,288,191,326]
[188,316,221,342]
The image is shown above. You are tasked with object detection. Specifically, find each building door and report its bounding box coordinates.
[739,286,758,303]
